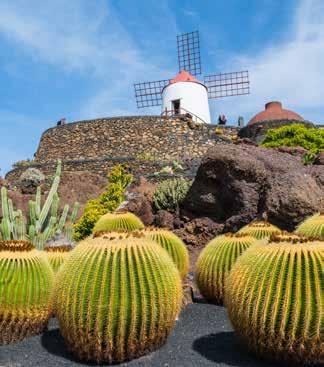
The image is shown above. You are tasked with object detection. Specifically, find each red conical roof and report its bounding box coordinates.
[169,70,201,84]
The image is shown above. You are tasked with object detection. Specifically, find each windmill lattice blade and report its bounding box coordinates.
[134,80,170,108]
[204,71,250,99]
[177,31,202,76]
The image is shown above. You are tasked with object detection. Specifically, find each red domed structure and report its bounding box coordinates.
[248,101,304,125]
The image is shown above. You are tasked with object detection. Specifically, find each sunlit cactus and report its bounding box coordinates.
[295,212,324,239]
[92,211,144,235]
[54,235,182,364]
[195,233,257,304]
[238,220,281,239]
[44,245,73,272]
[142,228,189,279]
[225,237,324,365]
[0,240,54,344]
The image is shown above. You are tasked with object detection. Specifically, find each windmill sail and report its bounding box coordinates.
[204,71,250,99]
[177,31,202,76]
[134,79,171,108]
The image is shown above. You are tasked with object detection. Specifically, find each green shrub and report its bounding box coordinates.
[302,152,316,165]
[153,178,191,212]
[261,123,324,153]
[73,165,133,241]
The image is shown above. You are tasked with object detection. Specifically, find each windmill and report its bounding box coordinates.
[134,30,250,124]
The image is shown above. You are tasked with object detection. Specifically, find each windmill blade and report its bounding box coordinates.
[204,71,250,99]
[177,31,202,76]
[134,79,170,108]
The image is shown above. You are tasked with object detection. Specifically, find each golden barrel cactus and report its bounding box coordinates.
[44,245,73,272]
[295,213,324,239]
[238,220,281,239]
[225,237,324,365]
[54,235,182,364]
[93,212,144,235]
[0,240,54,344]
[195,233,256,304]
[142,228,189,278]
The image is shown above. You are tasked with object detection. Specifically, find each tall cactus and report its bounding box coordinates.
[225,236,324,365]
[54,235,183,364]
[0,161,79,249]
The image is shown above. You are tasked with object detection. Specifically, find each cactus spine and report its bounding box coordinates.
[238,220,281,239]
[0,161,79,249]
[295,212,324,239]
[93,212,144,235]
[0,240,54,344]
[195,233,257,304]
[142,228,189,279]
[44,245,73,272]
[225,237,324,365]
[54,236,182,364]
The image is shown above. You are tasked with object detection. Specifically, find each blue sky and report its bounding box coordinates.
[0,0,324,174]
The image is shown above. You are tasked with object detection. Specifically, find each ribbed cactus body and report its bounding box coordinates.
[143,229,189,278]
[225,238,324,365]
[44,245,72,272]
[54,236,182,364]
[195,233,256,304]
[238,220,281,239]
[0,240,54,344]
[295,213,324,239]
[93,212,144,235]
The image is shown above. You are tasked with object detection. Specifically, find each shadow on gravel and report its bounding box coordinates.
[193,332,274,367]
[41,328,98,366]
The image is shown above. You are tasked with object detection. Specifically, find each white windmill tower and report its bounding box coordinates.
[134,31,250,124]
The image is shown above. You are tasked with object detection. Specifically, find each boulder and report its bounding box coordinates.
[18,168,45,194]
[182,144,323,231]
[314,151,324,165]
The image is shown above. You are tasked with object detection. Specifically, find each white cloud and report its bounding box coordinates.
[213,0,324,124]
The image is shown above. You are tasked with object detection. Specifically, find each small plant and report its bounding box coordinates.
[0,240,54,344]
[12,159,34,169]
[195,233,257,304]
[215,127,224,135]
[0,161,79,249]
[238,220,281,239]
[142,228,189,279]
[93,212,144,235]
[54,235,182,364]
[302,152,316,165]
[225,236,323,365]
[295,212,324,239]
[153,178,191,212]
[73,164,133,241]
[261,123,324,153]
[136,151,159,161]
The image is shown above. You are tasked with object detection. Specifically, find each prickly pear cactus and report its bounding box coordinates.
[142,228,189,279]
[54,235,183,364]
[295,212,324,239]
[195,233,257,304]
[93,212,144,235]
[0,240,54,344]
[225,237,324,365]
[44,245,72,272]
[238,220,281,239]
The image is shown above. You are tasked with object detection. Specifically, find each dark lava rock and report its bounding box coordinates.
[155,210,174,229]
[314,151,324,165]
[182,144,323,231]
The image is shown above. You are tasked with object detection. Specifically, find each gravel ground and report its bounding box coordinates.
[0,304,289,367]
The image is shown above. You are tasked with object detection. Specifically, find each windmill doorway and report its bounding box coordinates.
[172,99,181,115]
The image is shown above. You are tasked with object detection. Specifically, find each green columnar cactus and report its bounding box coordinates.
[0,161,79,249]
[142,228,189,279]
[92,212,144,235]
[225,237,324,365]
[44,245,73,272]
[54,235,183,364]
[295,213,324,239]
[0,240,54,344]
[238,220,281,239]
[195,233,257,304]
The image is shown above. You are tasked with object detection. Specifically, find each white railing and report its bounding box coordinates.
[161,107,206,124]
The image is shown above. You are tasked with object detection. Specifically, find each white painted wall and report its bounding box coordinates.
[162,81,211,124]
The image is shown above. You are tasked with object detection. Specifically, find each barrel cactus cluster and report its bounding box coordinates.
[225,236,323,365]
[54,235,182,364]
[238,220,280,239]
[0,240,54,344]
[295,212,324,239]
[44,244,73,272]
[93,211,144,235]
[195,233,257,304]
